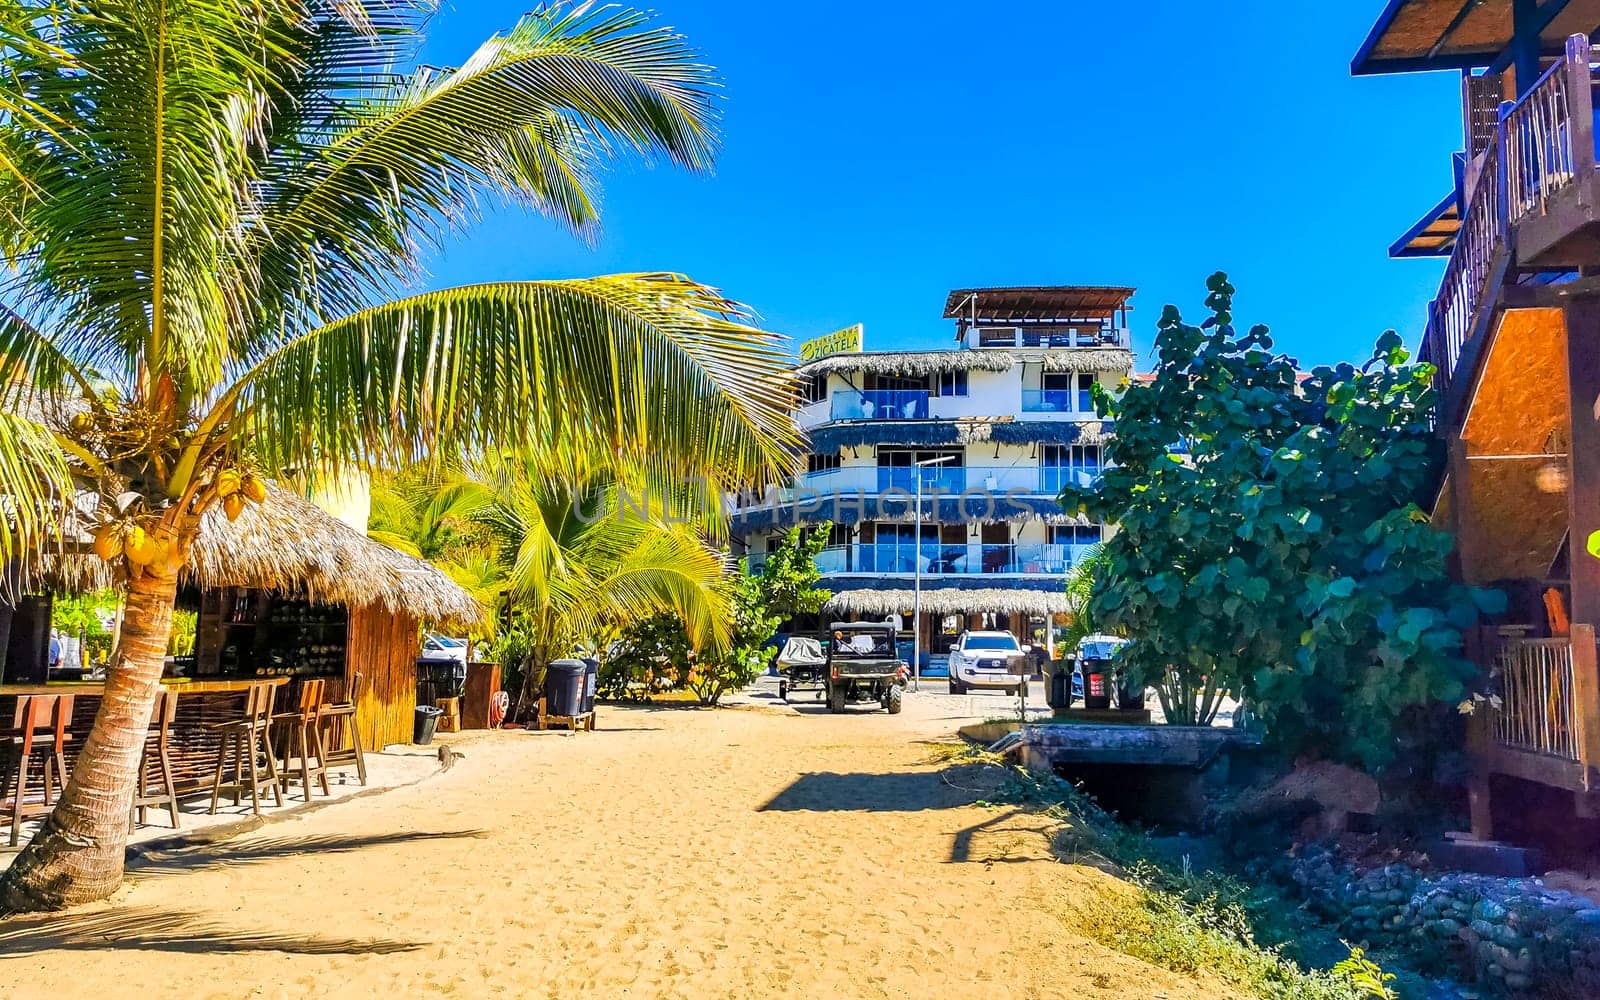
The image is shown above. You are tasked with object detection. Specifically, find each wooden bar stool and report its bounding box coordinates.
[319,673,368,786]
[131,689,181,830]
[207,682,283,815]
[1,695,74,847]
[275,678,330,802]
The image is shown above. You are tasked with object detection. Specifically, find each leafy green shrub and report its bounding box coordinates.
[1064,273,1503,767]
[604,612,692,701]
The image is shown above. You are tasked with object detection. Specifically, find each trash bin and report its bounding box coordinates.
[1115,672,1146,711]
[544,659,586,717]
[1080,663,1111,710]
[1047,668,1074,711]
[413,704,444,745]
[579,657,600,714]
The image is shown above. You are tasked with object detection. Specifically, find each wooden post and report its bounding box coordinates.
[1567,34,1598,216]
[1467,707,1496,839]
[1565,297,1600,624]
[1572,625,1600,791]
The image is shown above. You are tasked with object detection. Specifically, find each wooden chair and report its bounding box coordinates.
[435,696,460,733]
[1,695,74,847]
[207,681,283,815]
[318,672,367,786]
[274,678,330,802]
[131,689,180,830]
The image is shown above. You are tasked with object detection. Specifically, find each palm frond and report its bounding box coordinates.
[0,411,73,564]
[235,275,801,486]
[255,1,717,327]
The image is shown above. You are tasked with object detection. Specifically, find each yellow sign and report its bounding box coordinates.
[799,323,863,363]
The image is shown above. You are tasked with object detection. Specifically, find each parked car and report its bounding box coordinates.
[947,631,1028,695]
[419,633,470,665]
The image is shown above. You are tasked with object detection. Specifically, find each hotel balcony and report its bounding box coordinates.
[728,464,1101,512]
[1422,34,1600,423]
[746,542,1097,578]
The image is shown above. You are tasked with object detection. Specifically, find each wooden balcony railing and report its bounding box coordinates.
[1494,637,1581,760]
[1425,138,1505,400]
[1421,34,1600,408]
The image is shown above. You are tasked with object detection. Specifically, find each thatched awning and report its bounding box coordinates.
[807,419,1110,454]
[1039,351,1134,375]
[795,348,1133,379]
[796,350,1013,378]
[823,585,1070,617]
[24,485,481,628]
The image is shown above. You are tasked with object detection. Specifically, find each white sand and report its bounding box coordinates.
[1,690,1237,999]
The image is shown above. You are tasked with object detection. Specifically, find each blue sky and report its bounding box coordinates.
[418,2,1460,369]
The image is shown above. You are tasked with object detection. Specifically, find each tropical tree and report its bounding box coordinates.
[0,1,798,911]
[473,460,732,713]
[367,469,507,637]
[1064,273,1499,760]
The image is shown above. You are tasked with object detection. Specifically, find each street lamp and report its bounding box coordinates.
[912,454,957,692]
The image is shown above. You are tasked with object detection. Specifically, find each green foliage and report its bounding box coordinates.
[688,525,831,706]
[51,591,118,663]
[1064,273,1501,767]
[1331,947,1397,1000]
[757,524,833,624]
[606,612,694,701]
[1059,543,1110,654]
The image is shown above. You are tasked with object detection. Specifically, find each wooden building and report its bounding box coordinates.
[1355,1,1600,840]
[2,484,480,749]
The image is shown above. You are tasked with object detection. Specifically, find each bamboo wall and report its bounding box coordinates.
[346,606,420,749]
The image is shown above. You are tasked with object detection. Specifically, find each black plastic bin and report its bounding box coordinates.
[1115,673,1146,711]
[1080,663,1112,710]
[1047,668,1074,711]
[544,659,586,717]
[413,704,444,745]
[579,657,600,714]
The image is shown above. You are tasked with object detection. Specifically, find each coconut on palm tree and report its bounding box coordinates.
[0,1,797,912]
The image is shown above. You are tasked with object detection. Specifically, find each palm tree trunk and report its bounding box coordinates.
[0,558,180,913]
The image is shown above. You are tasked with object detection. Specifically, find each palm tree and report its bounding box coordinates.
[0,1,798,911]
[474,458,731,711]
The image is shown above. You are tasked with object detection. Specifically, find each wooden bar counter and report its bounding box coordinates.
[1,677,292,796]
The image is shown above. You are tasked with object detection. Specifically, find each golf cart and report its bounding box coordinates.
[775,634,827,702]
[824,620,909,714]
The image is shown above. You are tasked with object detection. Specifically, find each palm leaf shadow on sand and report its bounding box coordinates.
[0,905,420,956]
[125,829,490,877]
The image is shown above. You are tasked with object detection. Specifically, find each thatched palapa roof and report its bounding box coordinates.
[796,349,1133,379]
[28,485,481,628]
[824,586,1070,617]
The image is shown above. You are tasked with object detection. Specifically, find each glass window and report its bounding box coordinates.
[1049,524,1102,545]
[1077,373,1095,412]
[800,374,827,404]
[961,634,1021,651]
[807,453,841,474]
[937,369,968,397]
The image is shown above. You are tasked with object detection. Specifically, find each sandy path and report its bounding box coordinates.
[1,693,1235,999]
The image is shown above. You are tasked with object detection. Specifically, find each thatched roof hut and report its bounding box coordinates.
[27,484,480,628]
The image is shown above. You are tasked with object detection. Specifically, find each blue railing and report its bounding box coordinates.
[829,388,931,421]
[1021,388,1092,413]
[733,464,1101,508]
[754,542,1098,576]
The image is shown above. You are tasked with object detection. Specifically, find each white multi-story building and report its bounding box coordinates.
[730,285,1134,676]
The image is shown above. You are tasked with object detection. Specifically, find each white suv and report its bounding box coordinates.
[947,631,1027,695]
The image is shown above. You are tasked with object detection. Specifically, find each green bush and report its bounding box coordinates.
[1064,273,1503,766]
